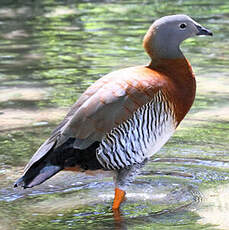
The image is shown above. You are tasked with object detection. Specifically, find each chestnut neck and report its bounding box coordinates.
[147,57,191,76]
[148,57,196,125]
[143,25,197,125]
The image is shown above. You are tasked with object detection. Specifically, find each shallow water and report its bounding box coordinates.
[0,0,229,229]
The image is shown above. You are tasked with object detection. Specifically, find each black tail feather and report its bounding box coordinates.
[14,165,62,188]
[14,138,102,188]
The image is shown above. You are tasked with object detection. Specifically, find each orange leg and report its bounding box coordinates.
[112,187,126,210]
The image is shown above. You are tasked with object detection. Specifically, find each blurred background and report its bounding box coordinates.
[0,0,229,229]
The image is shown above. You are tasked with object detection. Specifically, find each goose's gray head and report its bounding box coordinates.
[143,14,212,59]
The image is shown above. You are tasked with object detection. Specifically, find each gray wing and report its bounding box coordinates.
[22,67,159,174]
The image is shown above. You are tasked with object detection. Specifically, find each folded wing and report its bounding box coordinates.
[22,66,163,176]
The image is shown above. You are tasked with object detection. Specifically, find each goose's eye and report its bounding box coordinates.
[179,23,187,30]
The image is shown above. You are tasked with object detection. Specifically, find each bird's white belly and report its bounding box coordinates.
[96,91,177,170]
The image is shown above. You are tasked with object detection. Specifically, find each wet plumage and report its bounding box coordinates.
[14,14,212,210]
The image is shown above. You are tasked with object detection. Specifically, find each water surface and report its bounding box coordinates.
[0,0,229,229]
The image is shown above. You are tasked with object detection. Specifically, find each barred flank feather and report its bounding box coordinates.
[96,91,176,170]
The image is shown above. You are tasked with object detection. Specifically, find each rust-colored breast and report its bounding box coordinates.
[149,58,196,125]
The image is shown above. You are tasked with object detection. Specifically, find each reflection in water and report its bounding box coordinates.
[0,0,229,229]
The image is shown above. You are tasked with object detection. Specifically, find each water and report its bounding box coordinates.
[0,0,229,229]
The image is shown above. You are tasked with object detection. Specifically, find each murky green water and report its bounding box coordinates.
[0,0,229,229]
